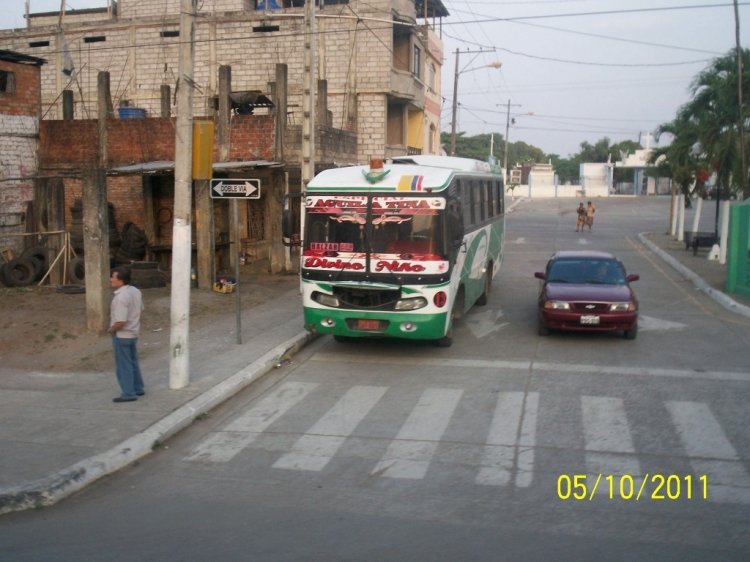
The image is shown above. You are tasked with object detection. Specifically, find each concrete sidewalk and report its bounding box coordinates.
[1,230,749,515]
[0,286,316,514]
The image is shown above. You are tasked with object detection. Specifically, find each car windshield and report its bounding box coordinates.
[547,258,626,285]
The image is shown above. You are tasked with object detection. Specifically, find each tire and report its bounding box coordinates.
[476,266,492,306]
[624,321,638,340]
[2,258,36,287]
[21,246,49,281]
[69,256,85,284]
[56,284,86,294]
[537,315,550,336]
[333,335,351,343]
[435,291,463,348]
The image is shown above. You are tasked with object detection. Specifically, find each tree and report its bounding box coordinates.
[668,49,750,199]
[648,115,704,200]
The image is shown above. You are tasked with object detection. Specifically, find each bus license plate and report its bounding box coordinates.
[356,319,381,331]
[580,315,600,325]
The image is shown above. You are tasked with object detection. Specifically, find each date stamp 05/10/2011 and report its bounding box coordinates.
[557,474,709,501]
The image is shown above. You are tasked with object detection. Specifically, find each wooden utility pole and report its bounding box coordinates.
[82,72,111,333]
[169,0,197,390]
[160,84,171,117]
[301,0,316,249]
[734,0,748,199]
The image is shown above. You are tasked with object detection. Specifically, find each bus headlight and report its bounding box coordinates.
[394,297,428,311]
[312,292,340,308]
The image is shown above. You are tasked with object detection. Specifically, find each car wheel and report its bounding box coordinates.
[333,335,351,343]
[624,321,638,340]
[537,315,550,336]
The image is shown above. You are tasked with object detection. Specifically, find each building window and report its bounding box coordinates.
[428,63,436,91]
[0,71,15,94]
[412,45,422,79]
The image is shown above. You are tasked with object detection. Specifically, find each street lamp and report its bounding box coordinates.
[450,49,502,156]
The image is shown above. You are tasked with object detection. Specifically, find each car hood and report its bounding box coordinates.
[544,283,634,302]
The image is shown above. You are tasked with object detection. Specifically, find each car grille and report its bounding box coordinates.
[333,287,401,310]
[571,302,610,313]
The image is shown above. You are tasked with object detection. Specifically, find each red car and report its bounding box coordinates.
[534,251,640,339]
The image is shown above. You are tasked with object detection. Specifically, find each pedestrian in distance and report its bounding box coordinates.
[575,202,586,232]
[586,201,596,231]
[108,266,145,403]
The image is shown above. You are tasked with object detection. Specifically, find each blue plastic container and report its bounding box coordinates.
[118,107,146,119]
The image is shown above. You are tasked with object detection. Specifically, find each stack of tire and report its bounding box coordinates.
[114,222,147,264]
[69,198,120,254]
[0,246,50,287]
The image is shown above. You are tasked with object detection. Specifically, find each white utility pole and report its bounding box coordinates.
[169,0,197,390]
[300,0,316,249]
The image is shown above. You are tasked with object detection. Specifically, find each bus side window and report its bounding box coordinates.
[461,180,473,228]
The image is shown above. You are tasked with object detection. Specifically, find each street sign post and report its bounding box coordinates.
[210,179,261,199]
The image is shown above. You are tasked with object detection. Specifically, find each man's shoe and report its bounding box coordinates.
[113,396,137,403]
[136,391,145,396]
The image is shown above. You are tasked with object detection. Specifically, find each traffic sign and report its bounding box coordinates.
[210,179,261,199]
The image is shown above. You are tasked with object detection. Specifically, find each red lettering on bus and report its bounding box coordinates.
[375,260,426,273]
[304,257,365,270]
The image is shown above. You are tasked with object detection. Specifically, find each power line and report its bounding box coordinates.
[442,2,750,25]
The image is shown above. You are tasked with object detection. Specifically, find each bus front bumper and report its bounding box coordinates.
[304,308,449,341]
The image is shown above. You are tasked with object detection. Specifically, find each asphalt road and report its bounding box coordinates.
[2,198,749,561]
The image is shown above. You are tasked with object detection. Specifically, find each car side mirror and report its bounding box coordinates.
[626,273,639,282]
[534,272,546,280]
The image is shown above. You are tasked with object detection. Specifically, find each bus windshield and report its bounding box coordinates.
[305,195,367,253]
[304,195,446,259]
[370,196,444,258]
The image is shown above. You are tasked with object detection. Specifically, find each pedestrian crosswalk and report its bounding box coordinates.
[184,381,750,503]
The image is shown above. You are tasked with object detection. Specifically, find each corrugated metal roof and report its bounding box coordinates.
[109,160,283,175]
[0,49,46,66]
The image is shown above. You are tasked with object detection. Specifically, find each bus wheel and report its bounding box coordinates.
[435,292,462,347]
[435,330,453,348]
[476,266,492,306]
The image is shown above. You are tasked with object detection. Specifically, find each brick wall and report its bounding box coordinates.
[0,60,41,117]
[0,0,418,164]
[229,114,275,161]
[0,59,40,255]
[38,113,286,235]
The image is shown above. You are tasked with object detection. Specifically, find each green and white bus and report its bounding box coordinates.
[292,155,505,346]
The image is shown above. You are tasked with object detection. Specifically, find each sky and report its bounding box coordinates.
[1,1,748,157]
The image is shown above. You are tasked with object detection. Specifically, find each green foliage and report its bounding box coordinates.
[440,132,545,166]
[653,49,750,199]
[440,133,645,185]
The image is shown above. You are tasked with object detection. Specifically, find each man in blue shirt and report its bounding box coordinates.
[108,266,145,402]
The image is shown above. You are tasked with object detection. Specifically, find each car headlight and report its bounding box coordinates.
[609,302,636,312]
[543,300,570,310]
[313,292,340,307]
[394,297,428,311]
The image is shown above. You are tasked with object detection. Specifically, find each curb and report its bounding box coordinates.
[638,233,750,320]
[0,329,318,515]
